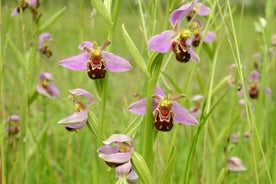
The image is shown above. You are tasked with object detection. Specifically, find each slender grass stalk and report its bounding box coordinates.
[138,0,148,43]
[16,11,30,183]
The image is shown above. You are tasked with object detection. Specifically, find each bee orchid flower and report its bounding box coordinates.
[58,88,93,131]
[98,134,134,167]
[37,72,59,98]
[128,87,199,131]
[11,0,39,16]
[59,40,132,80]
[169,0,211,25]
[147,1,215,63]
[6,115,20,135]
[38,33,53,59]
[227,157,247,173]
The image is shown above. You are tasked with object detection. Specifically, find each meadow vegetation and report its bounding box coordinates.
[1,0,275,183]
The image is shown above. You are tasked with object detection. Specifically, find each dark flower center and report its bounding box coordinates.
[154,106,174,131]
[87,58,107,79]
[249,84,259,99]
[171,40,191,63]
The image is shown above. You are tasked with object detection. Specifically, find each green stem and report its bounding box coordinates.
[0,0,6,183]
[142,53,163,171]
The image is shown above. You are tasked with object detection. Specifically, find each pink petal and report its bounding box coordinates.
[197,3,211,16]
[48,84,60,98]
[102,51,132,72]
[128,98,146,115]
[59,53,89,71]
[58,110,88,129]
[115,161,132,176]
[126,169,138,183]
[227,157,247,172]
[169,3,193,26]
[98,145,119,154]
[7,115,20,122]
[172,102,199,126]
[103,134,133,145]
[39,72,53,81]
[155,86,165,97]
[189,48,200,62]
[69,88,94,107]
[204,31,216,43]
[36,84,59,98]
[78,41,93,51]
[11,8,19,16]
[249,71,259,82]
[38,33,52,50]
[98,152,132,164]
[147,30,176,53]
[266,87,272,97]
[29,0,38,7]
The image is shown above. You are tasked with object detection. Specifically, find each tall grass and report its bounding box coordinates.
[1,0,275,183]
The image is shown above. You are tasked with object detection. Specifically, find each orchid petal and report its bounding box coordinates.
[169,3,193,27]
[28,0,38,7]
[172,102,199,125]
[36,84,59,98]
[48,84,60,97]
[204,31,216,43]
[128,98,146,115]
[38,33,52,50]
[103,134,133,145]
[39,72,53,81]
[11,8,19,16]
[7,115,20,122]
[197,3,211,16]
[249,71,259,82]
[59,53,89,71]
[155,86,165,97]
[78,41,93,51]
[253,52,262,60]
[189,48,200,62]
[266,87,272,97]
[147,30,176,53]
[98,152,132,164]
[58,110,88,129]
[227,157,247,172]
[102,51,132,72]
[126,169,138,183]
[115,161,132,176]
[98,145,120,154]
[69,88,94,107]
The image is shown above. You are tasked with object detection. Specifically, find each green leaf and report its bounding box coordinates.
[122,24,149,76]
[91,0,112,26]
[28,90,39,106]
[6,35,25,66]
[158,146,176,184]
[132,151,153,184]
[38,7,66,32]
[123,116,143,137]
[265,0,276,19]
[147,53,164,76]
[87,111,100,139]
